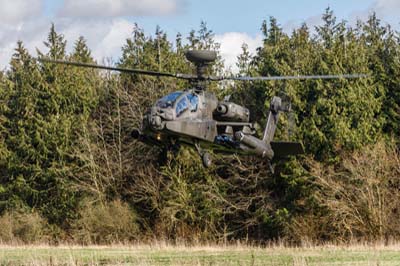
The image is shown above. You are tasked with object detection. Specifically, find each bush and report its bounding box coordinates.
[71,199,140,244]
[0,213,12,243]
[289,140,400,243]
[0,210,49,244]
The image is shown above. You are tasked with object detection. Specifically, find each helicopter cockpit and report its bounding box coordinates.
[155,91,199,119]
[156,91,183,108]
[176,93,199,115]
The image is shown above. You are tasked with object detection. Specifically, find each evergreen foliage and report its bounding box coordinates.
[1,27,100,225]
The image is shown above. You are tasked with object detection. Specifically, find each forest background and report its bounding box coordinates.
[0,8,399,245]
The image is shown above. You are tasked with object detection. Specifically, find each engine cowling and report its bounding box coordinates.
[234,131,274,159]
[214,102,250,122]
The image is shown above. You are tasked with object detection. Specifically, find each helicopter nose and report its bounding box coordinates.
[150,115,162,129]
[148,107,163,130]
[147,107,164,130]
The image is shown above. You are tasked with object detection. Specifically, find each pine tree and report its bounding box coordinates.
[71,36,92,63]
[2,26,99,225]
[44,24,66,60]
[0,70,10,190]
[237,43,252,76]
[362,13,400,136]
[2,42,51,213]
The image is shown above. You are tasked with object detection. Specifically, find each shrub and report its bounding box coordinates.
[289,139,400,243]
[0,213,13,243]
[71,199,139,244]
[0,210,48,244]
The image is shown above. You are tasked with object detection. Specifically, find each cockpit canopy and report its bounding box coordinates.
[156,91,182,108]
[156,91,199,118]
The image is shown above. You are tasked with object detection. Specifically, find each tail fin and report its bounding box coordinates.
[263,97,303,158]
[263,96,288,143]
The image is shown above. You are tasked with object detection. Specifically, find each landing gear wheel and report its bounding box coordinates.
[195,141,212,168]
[202,152,212,168]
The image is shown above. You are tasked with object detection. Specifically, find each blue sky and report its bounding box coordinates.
[41,0,390,35]
[1,0,399,71]
[132,0,377,35]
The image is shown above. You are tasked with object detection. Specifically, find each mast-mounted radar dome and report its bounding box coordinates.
[185,50,217,80]
[185,50,217,65]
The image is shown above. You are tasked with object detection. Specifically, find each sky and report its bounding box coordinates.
[1,0,400,72]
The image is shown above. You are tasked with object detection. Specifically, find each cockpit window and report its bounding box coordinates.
[156,91,182,108]
[176,97,189,117]
[187,93,198,112]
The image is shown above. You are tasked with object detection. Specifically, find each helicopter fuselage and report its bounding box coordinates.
[134,89,282,161]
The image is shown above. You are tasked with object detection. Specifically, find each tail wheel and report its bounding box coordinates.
[202,152,212,168]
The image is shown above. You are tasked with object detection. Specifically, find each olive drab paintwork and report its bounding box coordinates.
[39,50,367,168]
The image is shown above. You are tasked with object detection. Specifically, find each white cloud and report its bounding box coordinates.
[0,19,49,69]
[57,18,134,61]
[373,0,400,15]
[0,0,185,70]
[0,17,137,70]
[0,43,16,70]
[60,0,182,18]
[283,15,323,35]
[347,0,400,25]
[0,0,43,24]
[92,20,134,60]
[215,32,263,73]
[1,21,265,74]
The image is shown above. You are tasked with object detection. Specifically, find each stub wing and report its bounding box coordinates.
[270,141,304,157]
[165,120,217,142]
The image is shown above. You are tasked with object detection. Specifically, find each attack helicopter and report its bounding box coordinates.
[40,50,366,168]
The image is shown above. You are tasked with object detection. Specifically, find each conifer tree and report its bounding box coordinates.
[2,26,99,224]
[361,14,400,137]
[45,24,66,60]
[0,70,10,189]
[237,43,252,76]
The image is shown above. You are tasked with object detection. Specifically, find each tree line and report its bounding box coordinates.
[0,8,399,244]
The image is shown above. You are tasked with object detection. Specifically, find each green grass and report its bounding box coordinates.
[1,244,400,265]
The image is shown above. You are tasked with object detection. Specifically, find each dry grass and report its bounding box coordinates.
[1,242,400,265]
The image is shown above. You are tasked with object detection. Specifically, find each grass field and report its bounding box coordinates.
[1,243,400,265]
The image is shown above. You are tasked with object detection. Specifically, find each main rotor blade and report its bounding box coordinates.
[227,74,368,81]
[38,58,195,80]
[37,58,369,82]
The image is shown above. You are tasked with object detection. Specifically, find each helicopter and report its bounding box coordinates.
[40,50,366,168]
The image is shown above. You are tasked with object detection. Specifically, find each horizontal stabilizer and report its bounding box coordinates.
[271,141,304,157]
